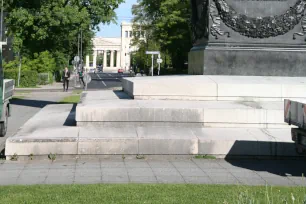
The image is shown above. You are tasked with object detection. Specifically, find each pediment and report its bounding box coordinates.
[93,38,121,46]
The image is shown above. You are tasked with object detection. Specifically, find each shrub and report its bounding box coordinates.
[4,70,38,87]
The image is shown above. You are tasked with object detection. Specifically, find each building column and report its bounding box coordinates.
[110,50,114,68]
[86,55,90,69]
[93,50,97,69]
[103,50,107,68]
[116,51,121,68]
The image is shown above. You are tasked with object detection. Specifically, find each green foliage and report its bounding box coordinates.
[4,69,38,87]
[0,185,306,203]
[132,0,192,71]
[4,0,124,59]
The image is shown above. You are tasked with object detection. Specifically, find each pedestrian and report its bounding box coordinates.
[62,67,71,92]
[79,70,86,88]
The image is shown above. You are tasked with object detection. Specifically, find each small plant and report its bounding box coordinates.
[10,153,18,161]
[122,154,126,160]
[136,155,145,160]
[48,153,56,162]
[194,155,216,160]
[28,153,34,160]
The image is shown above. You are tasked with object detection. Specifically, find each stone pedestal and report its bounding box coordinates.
[189,45,306,76]
[189,0,306,76]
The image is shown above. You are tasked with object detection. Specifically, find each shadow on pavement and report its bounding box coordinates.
[113,90,131,100]
[225,141,306,177]
[10,98,59,108]
[63,104,77,127]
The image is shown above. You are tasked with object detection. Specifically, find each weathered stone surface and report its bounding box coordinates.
[137,127,198,155]
[78,127,138,155]
[189,0,306,76]
[122,76,306,101]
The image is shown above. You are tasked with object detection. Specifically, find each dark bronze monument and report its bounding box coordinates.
[189,0,306,76]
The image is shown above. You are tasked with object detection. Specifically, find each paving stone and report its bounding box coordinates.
[19,169,49,177]
[207,172,240,184]
[176,168,207,177]
[264,177,296,186]
[48,169,75,177]
[257,171,284,178]
[192,160,223,169]
[102,175,129,183]
[0,169,22,178]
[152,168,181,176]
[100,161,125,168]
[171,161,198,169]
[202,168,229,173]
[237,177,267,186]
[127,168,155,177]
[288,177,306,186]
[124,161,150,168]
[129,176,157,183]
[0,163,26,170]
[75,169,102,177]
[147,161,173,168]
[231,171,261,178]
[16,176,46,185]
[184,176,213,184]
[45,176,74,185]
[74,176,102,184]
[156,175,185,184]
[101,168,128,176]
[0,177,17,185]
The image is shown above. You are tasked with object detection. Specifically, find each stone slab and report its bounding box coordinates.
[77,94,285,128]
[122,76,306,101]
[78,127,138,155]
[5,104,299,158]
[137,127,198,155]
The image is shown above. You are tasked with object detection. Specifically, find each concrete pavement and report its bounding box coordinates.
[0,158,305,186]
[0,92,71,152]
[86,73,131,90]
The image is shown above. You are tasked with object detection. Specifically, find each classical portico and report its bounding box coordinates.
[85,38,121,72]
[85,22,144,72]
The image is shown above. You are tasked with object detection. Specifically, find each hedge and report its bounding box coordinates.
[4,70,38,87]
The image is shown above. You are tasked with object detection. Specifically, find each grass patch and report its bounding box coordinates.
[194,155,217,160]
[0,184,305,203]
[60,95,81,104]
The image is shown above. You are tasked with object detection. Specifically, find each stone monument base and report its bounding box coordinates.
[188,45,306,76]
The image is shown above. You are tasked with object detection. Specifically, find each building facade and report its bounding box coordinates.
[85,22,144,72]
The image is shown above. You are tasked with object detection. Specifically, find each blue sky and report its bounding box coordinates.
[96,0,138,37]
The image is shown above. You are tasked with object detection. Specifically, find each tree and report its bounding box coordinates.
[4,0,124,60]
[132,0,192,71]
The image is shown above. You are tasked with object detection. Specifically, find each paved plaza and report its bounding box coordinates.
[0,158,305,186]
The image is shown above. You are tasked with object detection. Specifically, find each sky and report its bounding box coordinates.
[95,0,138,37]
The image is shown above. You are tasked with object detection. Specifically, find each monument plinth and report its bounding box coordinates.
[189,0,306,76]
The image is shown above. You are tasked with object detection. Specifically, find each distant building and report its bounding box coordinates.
[85,22,145,72]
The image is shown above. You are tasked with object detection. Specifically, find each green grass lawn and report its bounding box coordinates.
[60,95,81,104]
[0,184,305,204]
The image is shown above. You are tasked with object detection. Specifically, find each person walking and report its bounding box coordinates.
[79,70,86,88]
[62,67,71,92]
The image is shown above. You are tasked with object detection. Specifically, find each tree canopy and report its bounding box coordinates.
[132,0,192,71]
[4,0,124,60]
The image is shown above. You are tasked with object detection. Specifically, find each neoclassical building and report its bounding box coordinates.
[85,22,144,72]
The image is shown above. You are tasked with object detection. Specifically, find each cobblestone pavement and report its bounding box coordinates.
[0,158,305,186]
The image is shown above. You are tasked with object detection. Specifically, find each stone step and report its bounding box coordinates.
[77,91,286,128]
[122,75,306,101]
[6,125,298,159]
